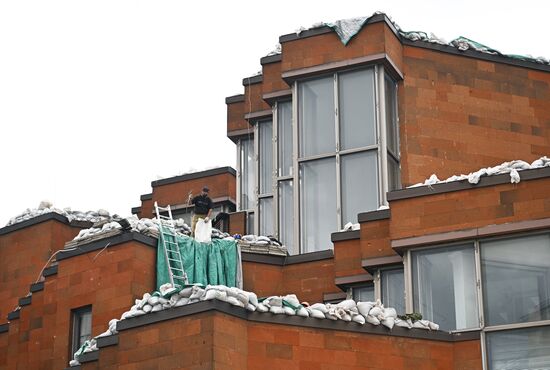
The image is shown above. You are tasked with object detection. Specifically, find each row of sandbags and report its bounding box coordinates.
[409,157,550,188]
[70,283,438,366]
[6,200,113,227]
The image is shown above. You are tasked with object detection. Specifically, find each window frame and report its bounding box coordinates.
[254,118,275,236]
[70,305,92,358]
[236,136,256,234]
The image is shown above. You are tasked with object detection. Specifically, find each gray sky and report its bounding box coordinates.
[1,0,548,225]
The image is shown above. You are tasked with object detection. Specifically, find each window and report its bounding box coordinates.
[352,284,375,302]
[481,234,550,326]
[406,232,550,369]
[412,244,479,331]
[237,137,255,234]
[257,120,274,236]
[246,66,399,253]
[71,306,92,356]
[381,268,405,314]
[486,326,550,370]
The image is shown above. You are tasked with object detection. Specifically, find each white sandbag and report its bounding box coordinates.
[270,306,285,314]
[227,296,243,307]
[179,287,193,298]
[428,322,440,331]
[158,297,169,305]
[142,304,153,313]
[175,298,189,307]
[283,306,296,315]
[310,303,328,313]
[395,318,412,329]
[203,289,221,301]
[283,294,300,307]
[159,283,177,297]
[382,317,395,330]
[69,360,80,367]
[194,219,212,243]
[296,307,309,317]
[325,312,338,321]
[108,319,118,334]
[341,313,352,322]
[151,304,163,312]
[246,303,257,312]
[169,295,180,306]
[121,311,132,320]
[383,307,397,319]
[352,314,365,325]
[95,329,111,338]
[138,293,150,309]
[336,299,356,310]
[162,303,171,309]
[190,287,205,300]
[267,296,283,307]
[366,315,380,325]
[235,291,249,306]
[307,308,326,319]
[369,306,384,318]
[247,292,259,307]
[256,303,269,312]
[412,320,430,330]
[134,310,146,316]
[147,296,160,306]
[356,302,374,316]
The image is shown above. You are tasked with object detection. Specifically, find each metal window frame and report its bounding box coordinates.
[378,265,406,308]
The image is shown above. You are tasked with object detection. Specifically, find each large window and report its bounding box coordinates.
[237,137,255,234]
[412,244,479,331]
[71,306,92,356]
[241,66,399,253]
[406,232,550,369]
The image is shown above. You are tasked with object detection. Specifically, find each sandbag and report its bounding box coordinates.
[308,308,326,319]
[195,219,212,243]
[382,317,395,329]
[366,315,380,325]
[310,303,328,313]
[352,314,365,324]
[357,302,374,316]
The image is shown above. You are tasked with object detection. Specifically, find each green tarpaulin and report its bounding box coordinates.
[156,230,239,290]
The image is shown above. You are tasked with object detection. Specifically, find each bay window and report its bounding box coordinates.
[239,65,399,253]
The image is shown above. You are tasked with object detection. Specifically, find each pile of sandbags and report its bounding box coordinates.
[236,235,287,256]
[409,156,550,188]
[6,200,114,227]
[70,283,440,367]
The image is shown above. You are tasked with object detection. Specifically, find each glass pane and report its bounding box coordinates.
[486,326,550,370]
[259,120,273,195]
[259,197,274,236]
[298,77,335,157]
[385,75,398,155]
[173,210,192,227]
[246,212,254,235]
[412,244,478,331]
[339,69,376,150]
[341,151,378,226]
[278,180,294,254]
[353,285,375,302]
[388,155,401,191]
[240,138,255,210]
[381,269,405,314]
[79,311,92,346]
[481,234,550,326]
[278,101,293,177]
[300,158,337,253]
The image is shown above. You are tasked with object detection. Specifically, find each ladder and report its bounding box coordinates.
[154,202,188,289]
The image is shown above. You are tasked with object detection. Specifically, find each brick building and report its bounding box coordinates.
[1,12,550,370]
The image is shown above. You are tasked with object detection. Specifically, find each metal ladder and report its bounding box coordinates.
[154,202,188,289]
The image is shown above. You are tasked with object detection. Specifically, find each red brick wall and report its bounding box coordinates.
[281,22,387,72]
[262,62,288,94]
[360,218,393,259]
[79,311,481,370]
[145,172,236,219]
[399,46,550,186]
[244,83,270,115]
[0,220,83,321]
[333,239,363,278]
[0,239,156,369]
[390,176,550,240]
[227,100,251,134]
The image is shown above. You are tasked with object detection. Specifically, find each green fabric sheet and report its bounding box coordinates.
[156,230,238,290]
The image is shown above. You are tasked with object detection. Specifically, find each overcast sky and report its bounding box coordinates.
[1,0,548,224]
